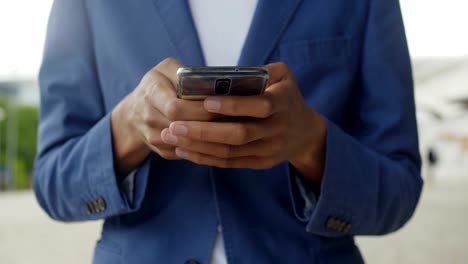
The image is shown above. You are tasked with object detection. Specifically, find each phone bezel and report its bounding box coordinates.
[176,66,269,100]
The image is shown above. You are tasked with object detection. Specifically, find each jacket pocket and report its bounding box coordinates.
[278,36,352,66]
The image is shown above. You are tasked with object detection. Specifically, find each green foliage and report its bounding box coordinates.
[16,105,39,177]
[14,159,28,189]
[0,97,38,190]
[0,152,7,190]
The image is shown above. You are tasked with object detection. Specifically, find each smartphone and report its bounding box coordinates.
[176,67,269,100]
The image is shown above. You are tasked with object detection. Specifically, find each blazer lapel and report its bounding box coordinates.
[238,0,303,66]
[152,0,205,66]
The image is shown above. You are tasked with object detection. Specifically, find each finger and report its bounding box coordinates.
[143,70,218,121]
[154,57,184,89]
[264,62,293,86]
[157,96,219,121]
[169,120,276,145]
[174,148,279,169]
[203,93,277,118]
[143,130,180,160]
[153,146,180,160]
[224,138,283,158]
[149,144,176,154]
[162,128,280,159]
[161,128,233,158]
[139,105,171,129]
[143,125,171,148]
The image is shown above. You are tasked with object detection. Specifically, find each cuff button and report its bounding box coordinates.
[343,223,352,234]
[96,196,107,211]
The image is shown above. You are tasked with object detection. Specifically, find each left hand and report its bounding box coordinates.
[161,62,327,183]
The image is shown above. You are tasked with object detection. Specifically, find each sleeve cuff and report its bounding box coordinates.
[288,164,318,222]
[120,170,137,205]
[288,118,367,236]
[303,118,368,236]
[79,113,152,220]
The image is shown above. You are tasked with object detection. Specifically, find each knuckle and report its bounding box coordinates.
[141,70,154,84]
[164,100,181,121]
[158,57,177,68]
[143,68,161,84]
[233,124,249,145]
[159,150,175,160]
[278,62,290,72]
[260,96,274,117]
[165,57,179,65]
[147,133,162,146]
[142,90,151,104]
[220,145,232,158]
[198,126,208,141]
[142,74,163,99]
[285,78,296,88]
[141,107,153,124]
[226,100,239,114]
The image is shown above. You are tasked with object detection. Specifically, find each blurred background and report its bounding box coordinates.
[0,0,467,263]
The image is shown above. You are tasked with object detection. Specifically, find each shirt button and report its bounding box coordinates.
[185,259,200,264]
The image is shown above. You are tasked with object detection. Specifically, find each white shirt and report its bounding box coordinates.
[189,0,258,66]
[188,0,258,263]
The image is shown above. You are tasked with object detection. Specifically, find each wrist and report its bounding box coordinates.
[289,109,327,184]
[111,97,150,180]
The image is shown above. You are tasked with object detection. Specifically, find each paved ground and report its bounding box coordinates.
[356,178,468,264]
[1,178,467,264]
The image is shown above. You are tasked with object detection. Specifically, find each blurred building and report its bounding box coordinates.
[0,80,39,106]
[414,58,468,179]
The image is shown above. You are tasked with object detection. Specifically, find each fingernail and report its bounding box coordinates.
[173,124,188,136]
[205,98,221,112]
[163,132,177,144]
[175,148,189,158]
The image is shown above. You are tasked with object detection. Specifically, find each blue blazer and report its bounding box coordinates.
[34,0,423,263]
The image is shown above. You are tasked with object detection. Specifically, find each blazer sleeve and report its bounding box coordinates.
[291,0,423,236]
[33,0,151,222]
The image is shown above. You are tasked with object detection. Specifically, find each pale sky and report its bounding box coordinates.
[401,0,468,58]
[0,0,467,80]
[0,0,53,80]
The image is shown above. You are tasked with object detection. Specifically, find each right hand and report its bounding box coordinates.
[111,58,217,178]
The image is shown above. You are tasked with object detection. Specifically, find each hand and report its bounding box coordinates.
[111,58,217,178]
[161,62,327,183]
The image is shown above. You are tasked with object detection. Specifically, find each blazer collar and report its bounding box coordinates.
[153,0,303,66]
[238,0,303,66]
[153,0,205,66]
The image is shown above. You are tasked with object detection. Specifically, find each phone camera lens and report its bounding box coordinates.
[215,79,231,95]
